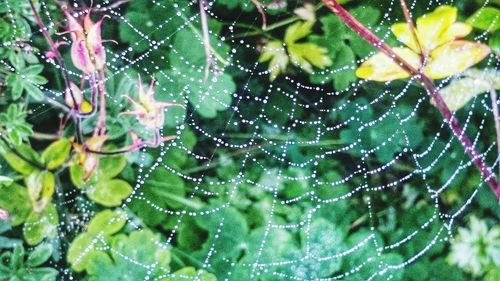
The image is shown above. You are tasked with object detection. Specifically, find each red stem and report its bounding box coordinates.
[322,0,500,198]
[28,0,84,143]
[95,69,107,136]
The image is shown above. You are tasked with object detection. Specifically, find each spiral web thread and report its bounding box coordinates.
[3,0,499,280]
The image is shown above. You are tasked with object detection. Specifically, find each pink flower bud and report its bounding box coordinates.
[0,208,9,220]
[64,10,107,73]
[74,134,108,181]
[65,82,93,114]
[122,77,180,130]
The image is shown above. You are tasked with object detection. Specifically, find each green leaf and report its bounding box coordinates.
[165,28,234,118]
[435,69,500,111]
[163,67,234,119]
[23,203,58,245]
[41,139,71,170]
[26,171,55,213]
[1,144,41,175]
[85,230,171,280]
[467,7,500,32]
[118,0,185,53]
[86,179,132,207]
[166,267,217,281]
[259,40,288,81]
[69,164,85,189]
[27,243,53,267]
[97,155,127,180]
[23,82,45,100]
[260,21,332,80]
[87,209,127,236]
[0,176,13,187]
[0,104,33,146]
[298,218,345,278]
[67,233,101,272]
[191,207,248,278]
[331,43,357,90]
[6,74,23,100]
[24,267,58,281]
[0,183,31,226]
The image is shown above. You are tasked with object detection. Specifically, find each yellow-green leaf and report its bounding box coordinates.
[425,41,491,79]
[467,7,500,33]
[86,179,132,207]
[356,47,420,81]
[26,171,55,213]
[284,20,315,44]
[259,21,333,80]
[415,5,457,51]
[1,144,41,175]
[432,69,500,111]
[41,138,72,170]
[67,233,103,272]
[259,40,288,80]
[288,42,332,73]
[0,183,31,226]
[23,203,58,245]
[87,209,127,236]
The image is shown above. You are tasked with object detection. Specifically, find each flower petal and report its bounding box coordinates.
[64,11,84,41]
[86,18,106,70]
[356,48,421,82]
[71,39,95,73]
[424,41,491,79]
[416,5,457,51]
[65,82,83,109]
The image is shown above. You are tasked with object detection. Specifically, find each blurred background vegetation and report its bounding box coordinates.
[0,0,499,280]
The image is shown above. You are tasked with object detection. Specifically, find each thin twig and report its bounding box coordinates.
[31,132,60,140]
[250,0,267,29]
[28,0,83,143]
[0,137,45,170]
[489,88,500,178]
[95,70,107,136]
[199,0,220,80]
[322,0,500,198]
[399,0,424,57]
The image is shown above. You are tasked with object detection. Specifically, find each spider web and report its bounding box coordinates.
[8,0,500,280]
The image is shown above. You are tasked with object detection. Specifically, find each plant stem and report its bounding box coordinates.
[31,131,60,140]
[0,137,45,170]
[322,0,500,198]
[262,2,324,32]
[28,0,83,143]
[489,88,500,178]
[199,0,219,80]
[399,0,424,57]
[95,70,107,136]
[250,0,267,29]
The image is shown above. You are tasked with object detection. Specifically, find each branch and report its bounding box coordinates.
[0,137,45,170]
[490,88,500,178]
[250,0,267,29]
[199,0,220,80]
[322,0,500,199]
[28,0,83,143]
[95,70,107,136]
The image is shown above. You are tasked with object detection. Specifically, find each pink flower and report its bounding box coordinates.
[122,78,180,130]
[0,208,9,221]
[65,82,93,114]
[64,10,107,73]
[73,134,107,181]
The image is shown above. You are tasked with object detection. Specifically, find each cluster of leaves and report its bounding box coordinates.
[0,0,499,281]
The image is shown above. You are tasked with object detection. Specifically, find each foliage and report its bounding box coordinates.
[448,216,500,276]
[0,0,499,280]
[0,243,58,281]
